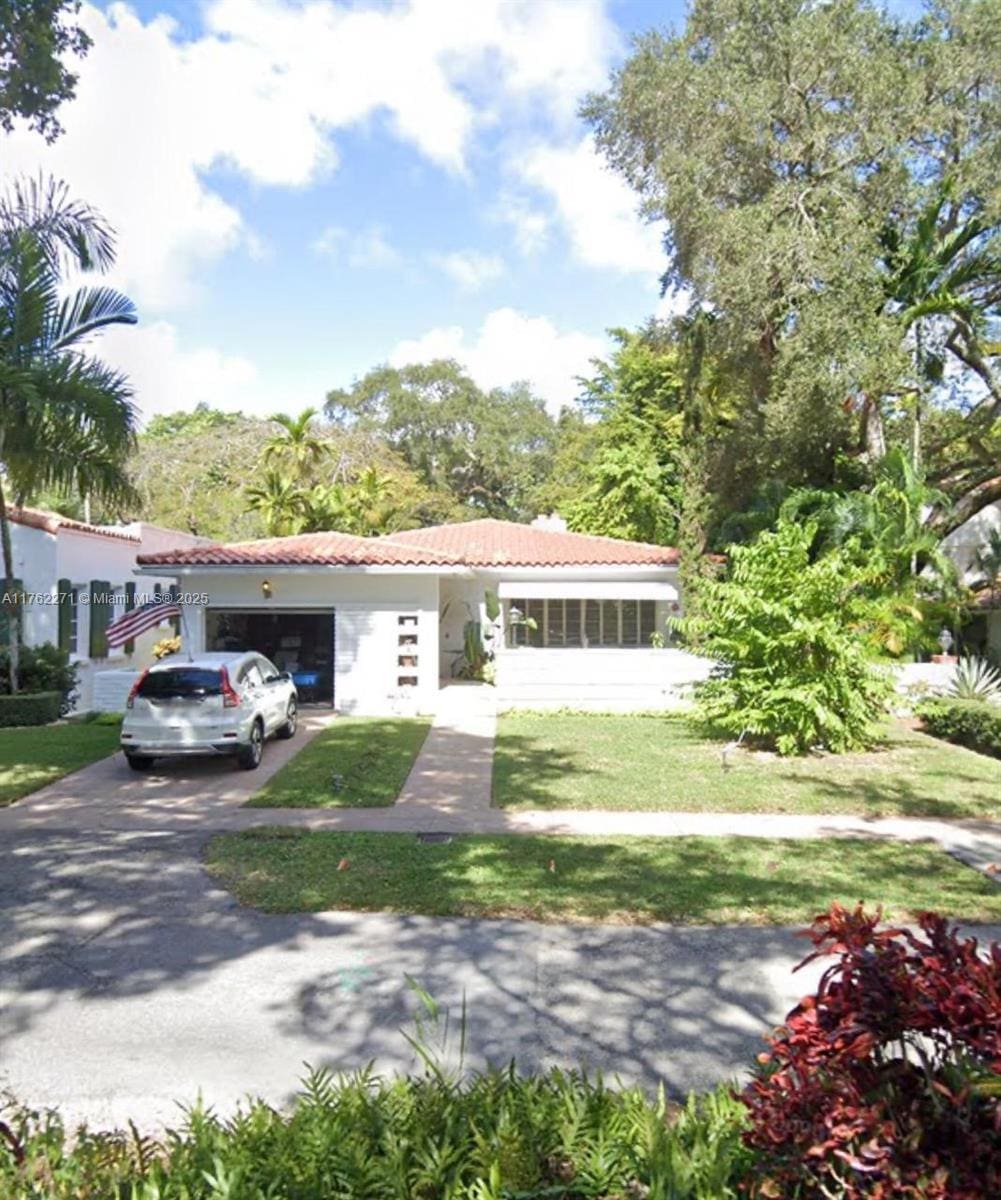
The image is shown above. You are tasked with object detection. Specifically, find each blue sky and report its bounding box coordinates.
[2,0,917,423]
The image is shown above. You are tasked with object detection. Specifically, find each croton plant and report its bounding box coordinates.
[742,903,1001,1198]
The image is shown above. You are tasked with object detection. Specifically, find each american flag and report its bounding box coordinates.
[106,598,181,649]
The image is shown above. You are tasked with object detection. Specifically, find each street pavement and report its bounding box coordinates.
[0,825,878,1132]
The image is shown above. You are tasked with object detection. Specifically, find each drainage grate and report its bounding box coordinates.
[416,832,454,845]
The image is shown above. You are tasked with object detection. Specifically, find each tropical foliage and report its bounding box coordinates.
[0,1070,749,1199]
[682,521,894,755]
[0,175,137,689]
[742,903,1001,1199]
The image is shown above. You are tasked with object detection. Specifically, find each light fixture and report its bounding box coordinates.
[261,578,273,600]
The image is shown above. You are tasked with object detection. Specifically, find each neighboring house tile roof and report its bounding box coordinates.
[8,504,141,543]
[136,518,680,568]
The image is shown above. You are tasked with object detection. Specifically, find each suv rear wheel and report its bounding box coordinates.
[238,720,264,770]
[125,754,154,772]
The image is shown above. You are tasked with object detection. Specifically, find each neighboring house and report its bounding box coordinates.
[137,515,712,714]
[6,506,209,709]
[941,500,1001,663]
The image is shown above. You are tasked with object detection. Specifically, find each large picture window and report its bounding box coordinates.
[508,598,657,648]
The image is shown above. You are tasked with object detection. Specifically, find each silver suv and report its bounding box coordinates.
[120,651,298,772]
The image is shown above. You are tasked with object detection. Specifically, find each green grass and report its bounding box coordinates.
[205,828,1001,925]
[0,717,122,806]
[492,713,1001,819]
[247,716,431,808]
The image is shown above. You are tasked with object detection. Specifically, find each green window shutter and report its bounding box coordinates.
[124,581,137,655]
[169,584,181,635]
[0,578,23,647]
[57,578,73,651]
[88,580,111,659]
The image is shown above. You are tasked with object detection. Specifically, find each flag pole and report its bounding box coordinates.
[179,602,194,662]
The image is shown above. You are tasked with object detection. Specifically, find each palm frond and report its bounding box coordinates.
[50,285,137,349]
[0,175,117,273]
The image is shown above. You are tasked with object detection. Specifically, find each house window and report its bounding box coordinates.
[507,599,657,648]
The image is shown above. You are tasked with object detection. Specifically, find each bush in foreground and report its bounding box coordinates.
[741,904,1001,1198]
[0,691,60,727]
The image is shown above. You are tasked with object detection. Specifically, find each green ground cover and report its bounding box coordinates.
[247,716,431,808]
[492,713,1001,818]
[205,829,1001,925]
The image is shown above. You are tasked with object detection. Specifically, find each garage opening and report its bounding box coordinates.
[205,609,335,705]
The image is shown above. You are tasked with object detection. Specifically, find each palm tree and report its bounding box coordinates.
[262,408,327,475]
[0,175,138,691]
[244,469,305,537]
[882,180,1001,471]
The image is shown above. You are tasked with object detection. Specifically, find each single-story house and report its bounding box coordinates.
[6,506,209,709]
[137,515,713,714]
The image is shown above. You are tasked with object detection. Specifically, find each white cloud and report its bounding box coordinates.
[313,224,401,268]
[390,307,607,411]
[430,250,506,292]
[494,195,551,255]
[516,135,665,276]
[0,0,620,310]
[99,321,260,422]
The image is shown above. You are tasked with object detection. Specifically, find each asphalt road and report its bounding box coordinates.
[0,825,868,1133]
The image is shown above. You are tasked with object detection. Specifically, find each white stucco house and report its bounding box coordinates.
[6,506,208,709]
[137,516,712,714]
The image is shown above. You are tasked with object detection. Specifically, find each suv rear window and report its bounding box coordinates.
[138,668,222,699]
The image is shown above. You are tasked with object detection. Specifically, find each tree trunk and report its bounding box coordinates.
[0,475,20,694]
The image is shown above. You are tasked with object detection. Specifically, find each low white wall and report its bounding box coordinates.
[496,647,714,712]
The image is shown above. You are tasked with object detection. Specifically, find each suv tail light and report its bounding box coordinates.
[220,667,241,708]
[126,669,149,708]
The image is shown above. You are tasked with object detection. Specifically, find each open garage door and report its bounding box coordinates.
[205,609,335,706]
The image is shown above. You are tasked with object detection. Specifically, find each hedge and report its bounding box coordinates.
[918,697,1001,760]
[0,691,61,727]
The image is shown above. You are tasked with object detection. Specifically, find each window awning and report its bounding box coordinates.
[497,581,678,601]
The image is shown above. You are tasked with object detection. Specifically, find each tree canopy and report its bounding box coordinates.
[584,0,1001,529]
[325,360,558,521]
[0,0,91,141]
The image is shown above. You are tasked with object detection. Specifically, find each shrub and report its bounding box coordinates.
[741,903,1001,1199]
[918,697,1001,759]
[0,1069,750,1199]
[681,521,893,754]
[0,691,60,726]
[0,642,77,702]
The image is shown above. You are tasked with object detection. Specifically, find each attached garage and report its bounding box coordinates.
[205,609,335,704]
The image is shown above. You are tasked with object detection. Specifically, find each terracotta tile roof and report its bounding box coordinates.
[137,518,680,569]
[379,519,680,567]
[8,505,140,543]
[137,530,461,567]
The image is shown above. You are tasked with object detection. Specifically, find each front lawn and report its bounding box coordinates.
[247,716,431,808]
[0,716,122,806]
[493,713,1001,819]
[204,829,1001,924]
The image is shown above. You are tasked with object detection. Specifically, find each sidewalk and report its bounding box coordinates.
[1,689,998,880]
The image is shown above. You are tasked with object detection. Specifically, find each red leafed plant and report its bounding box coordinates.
[740,902,1001,1198]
